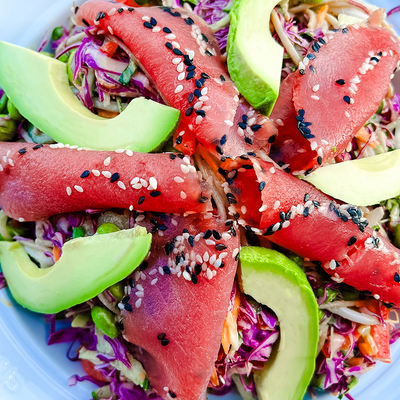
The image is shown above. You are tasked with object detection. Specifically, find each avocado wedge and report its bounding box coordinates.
[304,149,400,206]
[0,227,151,314]
[227,0,283,115]
[239,246,319,400]
[0,41,180,152]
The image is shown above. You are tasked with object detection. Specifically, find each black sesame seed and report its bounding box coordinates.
[184,59,193,67]
[118,321,124,331]
[165,42,173,50]
[312,260,321,266]
[225,220,233,226]
[394,272,400,283]
[177,153,184,159]
[188,235,194,247]
[122,296,130,304]
[157,333,166,340]
[233,212,240,220]
[299,69,306,75]
[342,27,348,33]
[336,79,345,85]
[244,137,253,145]
[378,52,383,56]
[216,145,223,155]
[247,152,256,157]
[172,11,181,17]
[150,17,157,26]
[194,89,201,98]
[124,304,133,312]
[128,7,134,11]
[203,230,212,239]
[138,196,145,205]
[201,72,210,79]
[230,226,237,236]
[371,57,379,63]
[303,207,309,217]
[161,338,170,346]
[343,96,351,104]
[159,224,167,231]
[195,79,203,88]
[169,391,177,398]
[150,191,161,197]
[32,144,43,150]
[215,243,227,251]
[220,134,227,146]
[185,17,194,25]
[307,53,316,60]
[175,136,183,145]
[279,211,286,222]
[212,230,221,240]
[186,65,196,72]
[235,252,240,261]
[335,261,340,268]
[317,156,322,165]
[191,273,198,284]
[185,106,193,117]
[195,264,202,275]
[201,33,209,42]
[226,193,237,204]
[347,236,357,246]
[220,75,225,81]
[341,214,349,222]
[117,7,124,13]
[96,11,106,21]
[205,50,213,56]
[169,153,176,160]
[82,19,90,26]
[259,181,266,191]
[128,277,135,288]
[242,164,253,170]
[188,93,195,103]
[285,211,292,220]
[143,21,153,29]
[186,71,195,80]
[80,170,90,178]
[238,122,247,129]
[299,109,305,117]
[163,265,171,275]
[75,6,79,13]
[195,110,206,117]
[173,48,183,56]
[163,27,172,33]
[318,38,326,45]
[312,42,320,52]
[251,124,262,132]
[18,148,27,154]
[309,65,316,74]
[312,200,320,208]
[268,135,277,144]
[110,172,120,183]
[185,265,190,274]
[304,193,310,202]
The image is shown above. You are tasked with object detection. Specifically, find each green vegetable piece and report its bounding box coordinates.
[316,287,338,303]
[299,0,323,4]
[58,53,69,63]
[67,48,77,84]
[0,115,17,141]
[6,100,23,121]
[305,149,400,206]
[0,226,151,314]
[240,246,319,400]
[91,305,119,338]
[0,93,7,114]
[0,41,180,153]
[141,377,150,390]
[310,373,325,390]
[227,0,283,115]
[92,391,99,400]
[341,285,360,301]
[118,60,136,86]
[97,222,120,235]
[318,309,325,320]
[108,281,125,301]
[394,224,400,248]
[52,26,64,41]
[25,122,54,144]
[72,226,86,239]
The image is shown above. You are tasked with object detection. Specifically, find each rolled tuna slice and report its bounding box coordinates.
[75,1,277,159]
[0,143,211,221]
[222,157,400,306]
[121,212,240,400]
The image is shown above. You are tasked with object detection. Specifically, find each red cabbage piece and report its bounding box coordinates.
[0,272,6,289]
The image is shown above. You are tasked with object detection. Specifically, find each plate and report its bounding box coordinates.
[0,1,399,399]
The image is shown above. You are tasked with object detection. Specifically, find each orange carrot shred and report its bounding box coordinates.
[53,246,61,262]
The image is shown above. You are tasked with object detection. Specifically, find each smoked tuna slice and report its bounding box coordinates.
[270,25,400,173]
[0,143,211,221]
[224,158,400,306]
[121,213,240,400]
[76,1,277,159]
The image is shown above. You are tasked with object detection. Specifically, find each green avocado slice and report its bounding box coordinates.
[227,0,283,116]
[239,246,319,400]
[0,41,180,152]
[304,149,400,206]
[0,227,151,314]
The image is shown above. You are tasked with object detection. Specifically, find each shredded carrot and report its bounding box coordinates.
[316,5,329,29]
[210,366,219,386]
[96,109,119,119]
[53,246,61,262]
[221,287,241,354]
[355,127,379,148]
[359,341,377,357]
[196,144,225,185]
[100,41,119,57]
[347,357,364,367]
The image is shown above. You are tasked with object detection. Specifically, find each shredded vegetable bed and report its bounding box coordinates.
[1,0,400,400]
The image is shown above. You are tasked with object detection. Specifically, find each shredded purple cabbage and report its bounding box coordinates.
[104,335,131,369]
[0,272,6,289]
[388,6,400,16]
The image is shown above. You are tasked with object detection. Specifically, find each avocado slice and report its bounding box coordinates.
[0,41,180,152]
[239,247,319,400]
[0,227,151,314]
[227,0,283,116]
[304,149,400,206]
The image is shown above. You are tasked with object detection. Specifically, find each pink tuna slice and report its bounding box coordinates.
[75,0,277,159]
[0,143,211,221]
[222,157,400,306]
[121,213,240,400]
[269,23,400,174]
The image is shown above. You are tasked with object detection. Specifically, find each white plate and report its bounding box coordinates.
[0,1,399,399]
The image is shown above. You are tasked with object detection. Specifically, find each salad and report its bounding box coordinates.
[0,0,400,399]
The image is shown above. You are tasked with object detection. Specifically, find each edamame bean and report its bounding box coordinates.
[394,224,400,248]
[108,281,124,301]
[0,115,17,141]
[72,226,86,239]
[97,222,119,235]
[91,305,119,338]
[51,26,64,41]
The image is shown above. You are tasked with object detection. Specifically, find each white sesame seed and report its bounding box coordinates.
[108,26,113,35]
[178,72,185,81]
[172,58,181,64]
[142,16,150,21]
[132,183,142,190]
[248,117,256,126]
[104,157,111,166]
[166,33,176,40]
[206,239,215,246]
[206,268,213,280]
[8,159,14,166]
[187,50,195,60]
[172,42,180,49]
[276,119,284,126]
[66,187,72,196]
[131,177,139,185]
[194,101,203,109]
[282,221,290,228]
[374,294,380,299]
[214,259,222,268]
[118,303,125,310]
[299,61,305,70]
[201,87,208,96]
[313,84,320,92]
[222,233,231,241]
[102,171,112,178]
[345,111,350,118]
[232,248,239,259]
[259,204,267,212]
[118,181,126,190]
[177,62,184,73]
[129,205,133,211]
[183,271,191,281]
[180,191,187,199]
[209,254,217,265]
[350,98,354,104]
[178,130,185,136]
[57,143,65,148]
[175,85,183,93]
[199,96,209,102]
[241,206,247,214]
[196,116,203,124]
[224,120,233,127]
[126,149,133,156]
[6,150,10,157]
[140,179,148,187]
[164,387,169,392]
[2,156,6,163]
[303,57,309,66]
[115,149,125,153]
[171,218,178,226]
[321,139,329,145]
[359,68,366,75]
[183,156,190,165]
[269,167,275,174]
[274,200,280,210]
[92,169,100,176]
[135,299,142,308]
[311,95,320,100]
[74,185,84,193]
[317,148,323,157]
[180,164,190,174]
[311,141,318,151]
[203,251,210,262]
[153,26,161,33]
[329,259,337,270]
[272,223,281,232]
[0,165,3,172]
[136,291,144,298]
[202,106,211,112]
[18,217,25,222]
[151,278,158,286]
[149,177,157,190]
